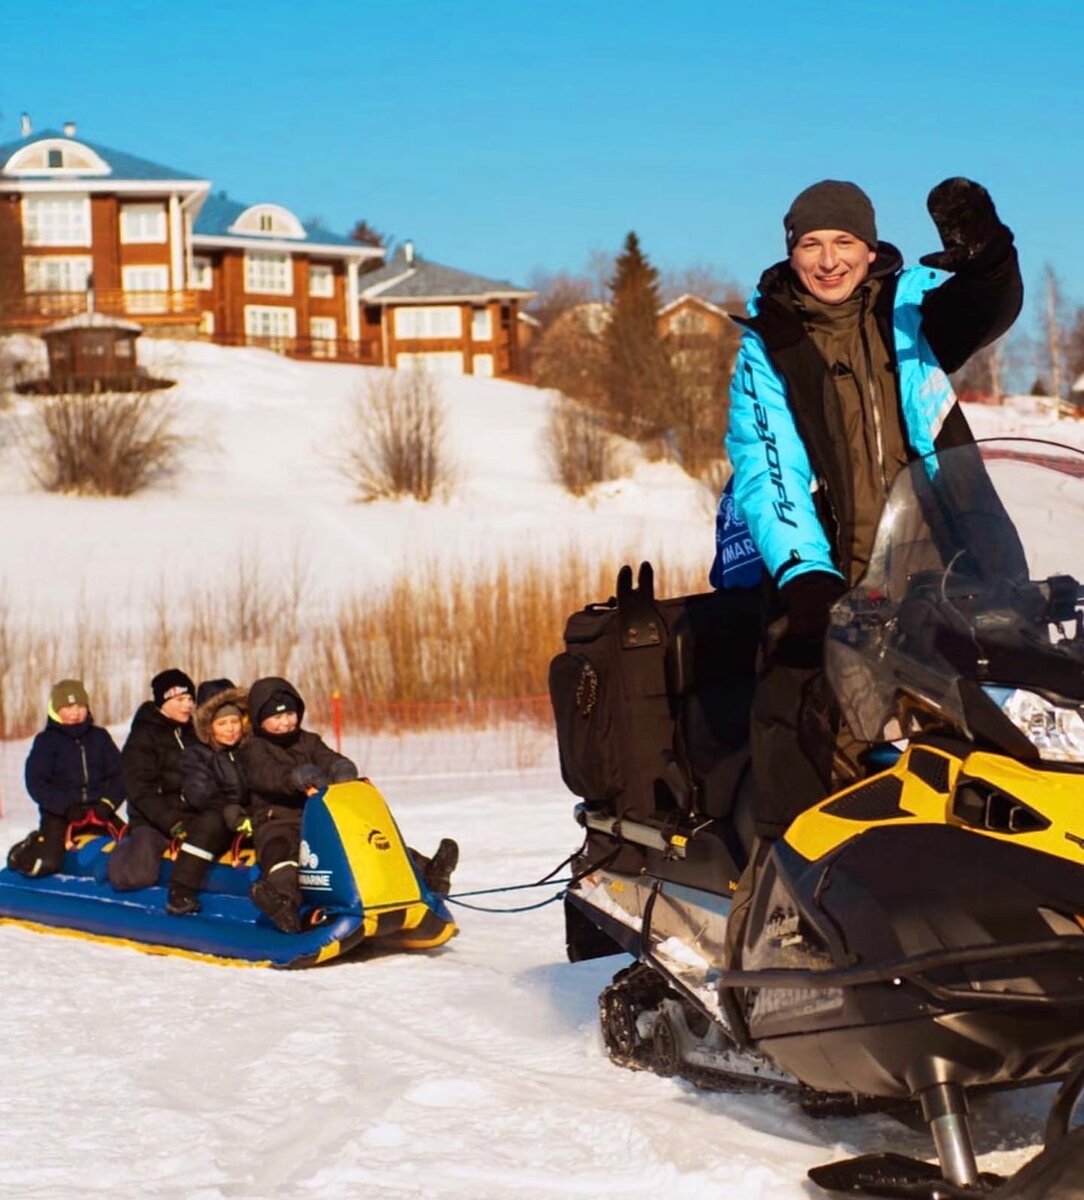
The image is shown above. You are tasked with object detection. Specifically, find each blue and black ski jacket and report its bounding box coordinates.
[724,237,1022,591]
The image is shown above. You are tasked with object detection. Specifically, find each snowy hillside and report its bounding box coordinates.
[0,337,717,628]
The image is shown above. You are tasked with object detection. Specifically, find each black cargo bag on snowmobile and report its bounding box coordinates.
[548,562,762,824]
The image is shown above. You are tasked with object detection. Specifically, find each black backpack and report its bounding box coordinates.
[549,562,761,823]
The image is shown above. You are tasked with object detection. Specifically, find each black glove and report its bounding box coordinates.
[776,571,848,668]
[918,178,1008,273]
[289,763,327,794]
[222,804,252,834]
[328,760,358,784]
[90,797,122,826]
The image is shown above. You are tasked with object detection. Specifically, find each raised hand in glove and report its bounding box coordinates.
[919,177,1009,273]
[289,763,327,795]
[776,571,848,668]
[222,804,253,835]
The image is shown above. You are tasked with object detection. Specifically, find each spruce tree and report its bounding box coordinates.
[603,232,674,436]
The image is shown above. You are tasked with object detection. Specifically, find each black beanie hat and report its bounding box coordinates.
[152,668,194,708]
[196,678,236,707]
[257,690,301,726]
[784,180,877,252]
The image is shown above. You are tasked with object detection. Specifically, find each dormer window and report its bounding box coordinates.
[3,138,111,177]
[229,203,306,240]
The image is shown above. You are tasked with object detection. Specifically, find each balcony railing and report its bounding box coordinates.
[208,332,383,363]
[1,290,201,324]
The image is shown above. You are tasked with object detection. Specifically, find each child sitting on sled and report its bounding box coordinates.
[168,679,251,917]
[7,679,126,878]
[240,677,459,933]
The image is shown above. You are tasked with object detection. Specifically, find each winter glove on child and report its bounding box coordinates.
[919,178,1010,273]
[776,571,848,669]
[328,760,358,784]
[90,797,122,826]
[222,804,252,835]
[289,764,327,794]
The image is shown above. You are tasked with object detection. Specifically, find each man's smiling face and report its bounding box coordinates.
[790,230,876,303]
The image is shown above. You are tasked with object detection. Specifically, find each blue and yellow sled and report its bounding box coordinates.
[0,780,457,969]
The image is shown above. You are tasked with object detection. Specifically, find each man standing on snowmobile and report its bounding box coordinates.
[725,177,1022,846]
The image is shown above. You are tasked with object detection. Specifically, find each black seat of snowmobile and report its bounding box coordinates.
[666,588,759,824]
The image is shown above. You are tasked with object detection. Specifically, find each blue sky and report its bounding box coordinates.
[3,0,1082,312]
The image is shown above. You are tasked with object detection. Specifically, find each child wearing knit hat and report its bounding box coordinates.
[6,679,126,878]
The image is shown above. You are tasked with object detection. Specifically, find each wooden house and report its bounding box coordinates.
[358,243,534,377]
[0,121,210,332]
[191,192,381,358]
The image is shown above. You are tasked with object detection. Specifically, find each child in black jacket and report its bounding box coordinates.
[168,680,250,916]
[239,677,357,932]
[240,676,459,933]
[7,679,125,877]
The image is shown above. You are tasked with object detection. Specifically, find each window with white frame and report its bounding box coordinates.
[22,195,91,246]
[471,307,492,341]
[191,256,213,290]
[245,305,296,342]
[23,255,92,293]
[122,265,170,312]
[120,202,167,244]
[244,251,293,295]
[310,316,337,358]
[393,305,462,339]
[309,263,334,298]
[472,354,494,377]
[396,351,464,375]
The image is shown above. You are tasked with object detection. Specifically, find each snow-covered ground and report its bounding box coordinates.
[1,342,1081,1197]
[0,735,1053,1200]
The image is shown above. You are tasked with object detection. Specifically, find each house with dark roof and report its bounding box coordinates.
[1,120,534,376]
[0,121,210,330]
[359,243,534,377]
[191,191,380,358]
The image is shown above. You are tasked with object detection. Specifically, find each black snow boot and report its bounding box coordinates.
[251,879,302,933]
[424,838,459,895]
[166,886,201,916]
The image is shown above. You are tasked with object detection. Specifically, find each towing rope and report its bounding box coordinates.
[443,840,620,914]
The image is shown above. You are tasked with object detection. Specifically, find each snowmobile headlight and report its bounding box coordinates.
[983,686,1084,764]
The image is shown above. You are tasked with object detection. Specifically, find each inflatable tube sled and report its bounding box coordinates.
[0,780,457,968]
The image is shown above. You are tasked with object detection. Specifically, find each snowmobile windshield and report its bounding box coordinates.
[826,439,1084,760]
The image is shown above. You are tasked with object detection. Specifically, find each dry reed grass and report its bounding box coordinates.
[0,548,707,739]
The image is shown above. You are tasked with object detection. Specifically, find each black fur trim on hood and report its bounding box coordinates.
[194,686,249,745]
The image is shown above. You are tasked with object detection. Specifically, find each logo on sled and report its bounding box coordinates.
[366,828,391,851]
[298,840,331,889]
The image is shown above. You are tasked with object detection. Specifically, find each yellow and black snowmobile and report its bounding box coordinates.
[551,439,1084,1198]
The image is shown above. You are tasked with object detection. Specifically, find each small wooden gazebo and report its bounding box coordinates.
[39,311,144,392]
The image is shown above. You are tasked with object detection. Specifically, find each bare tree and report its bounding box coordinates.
[526,270,598,333]
[531,303,609,407]
[659,263,743,309]
[1039,265,1072,401]
[541,394,620,495]
[15,390,187,496]
[335,369,456,502]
